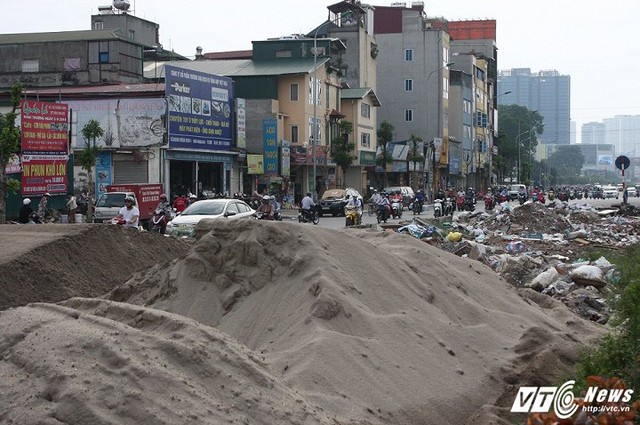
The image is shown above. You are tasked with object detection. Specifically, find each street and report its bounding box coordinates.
[292,193,640,231]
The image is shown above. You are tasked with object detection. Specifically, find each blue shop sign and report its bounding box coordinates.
[165,65,234,151]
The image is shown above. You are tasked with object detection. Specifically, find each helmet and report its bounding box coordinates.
[189,194,197,199]
[43,192,51,197]
[373,189,378,193]
[23,198,31,205]
[262,195,270,202]
[159,194,167,200]
[125,196,135,203]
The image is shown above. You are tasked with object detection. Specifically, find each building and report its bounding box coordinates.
[581,122,606,145]
[498,68,571,146]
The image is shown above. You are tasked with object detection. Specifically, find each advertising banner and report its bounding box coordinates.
[165,65,233,151]
[66,98,166,149]
[263,119,278,176]
[95,151,112,198]
[236,98,246,149]
[247,154,264,175]
[21,100,69,156]
[281,146,290,176]
[598,155,613,165]
[21,157,68,195]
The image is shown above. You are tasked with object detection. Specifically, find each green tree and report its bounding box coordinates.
[331,120,355,187]
[78,119,104,223]
[406,134,423,188]
[376,121,394,187]
[0,83,23,223]
[496,105,544,182]
[547,145,585,184]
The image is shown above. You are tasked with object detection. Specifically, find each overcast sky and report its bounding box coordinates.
[5,0,640,139]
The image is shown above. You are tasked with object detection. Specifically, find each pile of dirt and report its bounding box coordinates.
[0,224,191,310]
[101,220,603,424]
[509,202,571,234]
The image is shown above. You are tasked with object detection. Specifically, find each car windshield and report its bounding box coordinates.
[96,193,127,207]
[181,202,225,216]
[321,189,346,200]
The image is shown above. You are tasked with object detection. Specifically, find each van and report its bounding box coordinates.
[508,184,526,200]
[383,186,415,207]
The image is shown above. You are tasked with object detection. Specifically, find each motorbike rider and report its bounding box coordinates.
[375,192,391,220]
[300,192,316,221]
[414,189,426,212]
[518,185,527,200]
[172,194,188,214]
[345,194,363,223]
[114,196,140,229]
[256,195,275,220]
[19,198,36,224]
[436,186,445,200]
[155,194,173,233]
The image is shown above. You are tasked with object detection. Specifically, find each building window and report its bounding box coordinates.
[361,132,371,148]
[99,52,109,63]
[22,59,39,73]
[308,118,321,144]
[64,58,81,71]
[290,83,299,101]
[275,50,292,58]
[291,125,299,143]
[308,77,321,105]
[404,109,413,122]
[93,21,103,30]
[128,29,135,40]
[361,103,370,119]
[442,77,449,99]
[404,49,413,61]
[405,79,413,92]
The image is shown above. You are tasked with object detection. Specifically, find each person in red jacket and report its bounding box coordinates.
[172,194,188,213]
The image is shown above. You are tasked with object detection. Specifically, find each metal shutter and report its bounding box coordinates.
[113,160,148,183]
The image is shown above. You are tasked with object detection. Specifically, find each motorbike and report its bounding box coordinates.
[345,205,361,227]
[298,207,319,225]
[412,198,424,215]
[518,192,528,205]
[253,211,274,220]
[390,198,403,219]
[547,190,555,201]
[110,217,127,226]
[376,204,389,224]
[433,198,443,218]
[150,208,168,233]
[484,193,495,211]
[537,191,546,204]
[464,195,475,212]
[443,197,455,216]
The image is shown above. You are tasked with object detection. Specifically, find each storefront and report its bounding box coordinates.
[165,150,234,198]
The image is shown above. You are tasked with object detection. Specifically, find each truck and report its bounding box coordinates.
[93,183,164,228]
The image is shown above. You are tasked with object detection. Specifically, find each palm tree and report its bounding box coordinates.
[77,119,104,223]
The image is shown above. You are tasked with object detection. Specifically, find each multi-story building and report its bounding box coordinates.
[581,122,606,145]
[498,68,571,145]
[374,2,453,196]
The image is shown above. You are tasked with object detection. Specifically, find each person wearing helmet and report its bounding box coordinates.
[114,196,140,229]
[154,193,173,234]
[256,195,274,220]
[300,192,316,221]
[19,198,36,224]
[188,193,198,207]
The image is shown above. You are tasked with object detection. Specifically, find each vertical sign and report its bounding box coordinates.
[95,151,112,198]
[236,98,246,149]
[20,100,69,195]
[281,146,290,176]
[263,119,278,176]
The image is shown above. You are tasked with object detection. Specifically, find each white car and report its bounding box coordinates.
[165,198,255,237]
[602,185,619,199]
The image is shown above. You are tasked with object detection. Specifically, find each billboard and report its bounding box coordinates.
[21,100,69,156]
[165,65,234,151]
[66,98,166,149]
[263,119,278,176]
[247,154,264,175]
[21,157,68,195]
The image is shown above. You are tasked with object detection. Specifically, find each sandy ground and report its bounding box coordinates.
[0,221,605,424]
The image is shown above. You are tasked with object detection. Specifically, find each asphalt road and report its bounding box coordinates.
[285,192,640,231]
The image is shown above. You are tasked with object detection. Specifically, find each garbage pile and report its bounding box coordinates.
[395,200,640,323]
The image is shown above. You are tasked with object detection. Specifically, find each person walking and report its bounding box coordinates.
[66,193,77,223]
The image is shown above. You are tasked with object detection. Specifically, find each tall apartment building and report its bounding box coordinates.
[581,122,606,145]
[602,115,640,157]
[498,68,570,145]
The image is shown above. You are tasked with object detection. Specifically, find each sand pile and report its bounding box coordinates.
[0,224,191,310]
[102,220,603,424]
[0,298,335,425]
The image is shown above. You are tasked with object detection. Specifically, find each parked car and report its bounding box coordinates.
[318,188,363,217]
[602,185,619,199]
[165,198,255,238]
[382,186,415,207]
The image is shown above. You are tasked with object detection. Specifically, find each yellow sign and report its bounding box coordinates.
[247,154,264,175]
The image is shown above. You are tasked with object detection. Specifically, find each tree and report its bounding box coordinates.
[331,120,355,187]
[78,119,104,223]
[547,145,585,185]
[0,83,23,223]
[496,105,544,182]
[376,121,394,188]
[406,134,424,188]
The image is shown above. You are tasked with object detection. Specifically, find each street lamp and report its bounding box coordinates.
[425,61,454,200]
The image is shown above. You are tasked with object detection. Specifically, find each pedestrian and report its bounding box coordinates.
[66,193,77,223]
[37,192,51,222]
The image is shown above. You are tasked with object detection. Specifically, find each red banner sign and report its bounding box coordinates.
[20,158,68,195]
[21,100,69,155]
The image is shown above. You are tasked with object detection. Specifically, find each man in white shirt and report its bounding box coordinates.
[300,192,316,220]
[115,196,140,229]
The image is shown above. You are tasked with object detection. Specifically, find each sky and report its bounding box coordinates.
[4,0,640,141]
